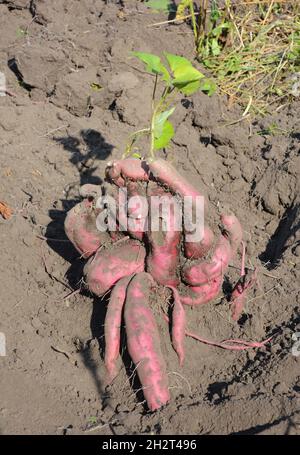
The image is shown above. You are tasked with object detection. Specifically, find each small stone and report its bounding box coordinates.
[241,165,254,183]
[273,382,287,394]
[0,116,17,132]
[262,193,279,215]
[31,317,42,330]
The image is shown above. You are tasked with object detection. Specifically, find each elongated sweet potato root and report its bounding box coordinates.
[124,272,170,411]
[64,199,111,258]
[146,183,181,286]
[84,240,146,296]
[168,286,186,366]
[104,274,134,383]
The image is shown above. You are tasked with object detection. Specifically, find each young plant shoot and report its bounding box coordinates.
[124,51,216,159]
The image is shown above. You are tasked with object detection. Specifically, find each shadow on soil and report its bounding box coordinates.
[260,198,299,269]
[45,129,114,406]
[230,410,300,435]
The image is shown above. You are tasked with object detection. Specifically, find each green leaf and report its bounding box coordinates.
[154,120,174,150]
[210,2,221,22]
[132,52,162,74]
[132,51,170,82]
[211,38,221,56]
[165,53,204,86]
[165,53,192,73]
[199,78,217,96]
[173,65,204,85]
[153,107,175,137]
[176,80,201,95]
[146,0,176,12]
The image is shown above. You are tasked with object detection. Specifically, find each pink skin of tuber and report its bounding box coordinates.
[106,158,149,187]
[177,274,223,306]
[184,226,215,260]
[148,158,202,199]
[79,183,126,243]
[168,286,186,366]
[182,235,232,286]
[64,199,110,258]
[146,183,181,287]
[104,274,134,384]
[124,272,170,411]
[182,213,243,286]
[84,240,146,297]
[148,158,214,258]
[126,181,147,241]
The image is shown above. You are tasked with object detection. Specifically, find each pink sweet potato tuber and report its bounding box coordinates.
[148,158,202,199]
[106,158,149,187]
[182,213,243,286]
[124,272,170,411]
[148,158,214,258]
[64,199,110,258]
[182,235,232,286]
[184,226,214,259]
[84,240,146,296]
[177,275,223,306]
[104,274,134,383]
[169,286,186,366]
[146,183,181,286]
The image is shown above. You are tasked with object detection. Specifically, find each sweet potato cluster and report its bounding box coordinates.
[65,158,245,411]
